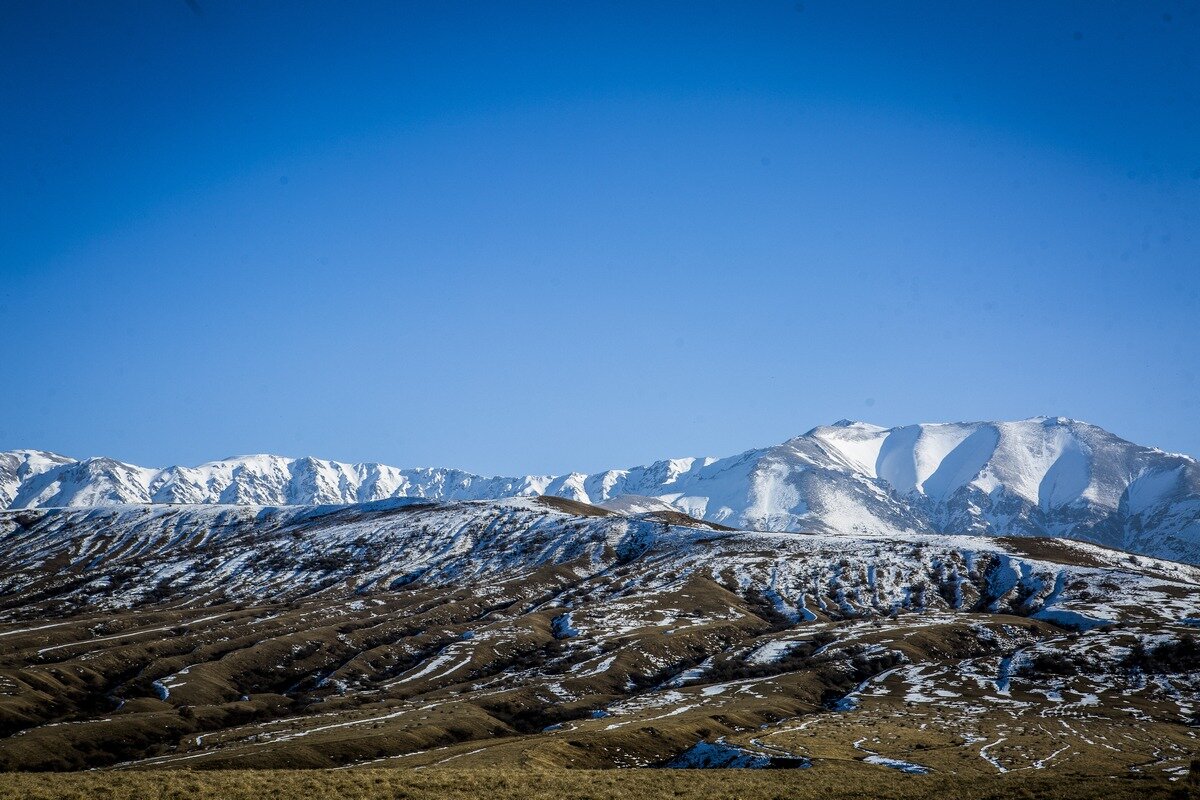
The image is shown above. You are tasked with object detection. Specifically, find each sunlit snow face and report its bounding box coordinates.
[5,417,1197,564]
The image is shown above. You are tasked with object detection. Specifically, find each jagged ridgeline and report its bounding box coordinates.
[3,417,1199,564]
[0,497,1197,777]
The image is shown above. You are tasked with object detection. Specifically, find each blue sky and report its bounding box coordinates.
[1,1,1198,474]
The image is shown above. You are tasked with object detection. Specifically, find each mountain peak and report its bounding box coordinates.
[1028,415,1075,425]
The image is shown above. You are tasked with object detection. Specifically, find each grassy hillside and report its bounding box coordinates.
[1,501,1197,782]
[0,766,1196,800]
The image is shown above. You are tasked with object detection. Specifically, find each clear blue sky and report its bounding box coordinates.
[2,1,1198,475]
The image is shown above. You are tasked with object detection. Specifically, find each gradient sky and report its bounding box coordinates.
[2,1,1198,475]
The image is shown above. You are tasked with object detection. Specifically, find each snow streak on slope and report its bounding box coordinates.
[2,417,1199,563]
[2,498,1196,621]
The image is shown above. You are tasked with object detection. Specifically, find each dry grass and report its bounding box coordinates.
[0,766,1194,800]
[993,536,1110,568]
[533,496,615,517]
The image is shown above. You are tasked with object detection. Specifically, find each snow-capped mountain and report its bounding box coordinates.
[3,416,1199,562]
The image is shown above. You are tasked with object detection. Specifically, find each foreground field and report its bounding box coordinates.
[1,766,1197,800]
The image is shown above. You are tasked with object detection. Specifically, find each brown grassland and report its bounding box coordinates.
[0,765,1196,800]
[2,501,1198,797]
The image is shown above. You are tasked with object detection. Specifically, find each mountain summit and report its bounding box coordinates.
[3,417,1198,563]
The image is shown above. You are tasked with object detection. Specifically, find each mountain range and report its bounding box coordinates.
[3,416,1198,563]
[2,423,1199,780]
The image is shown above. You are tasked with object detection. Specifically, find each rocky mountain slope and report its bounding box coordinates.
[0,498,1197,779]
[4,417,1198,563]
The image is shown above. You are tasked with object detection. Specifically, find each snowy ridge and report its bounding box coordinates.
[2,497,1196,619]
[3,416,1199,563]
